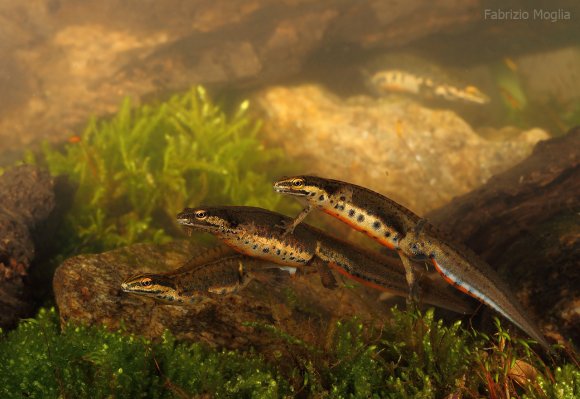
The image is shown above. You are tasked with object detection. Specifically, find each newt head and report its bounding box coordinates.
[176,207,238,235]
[462,85,490,104]
[273,176,309,197]
[121,273,180,303]
[274,175,338,201]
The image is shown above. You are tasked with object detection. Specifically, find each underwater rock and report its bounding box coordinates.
[0,0,483,153]
[427,128,580,345]
[0,165,55,328]
[53,240,400,353]
[254,85,546,214]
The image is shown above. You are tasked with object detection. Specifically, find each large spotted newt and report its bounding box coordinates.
[273,175,550,350]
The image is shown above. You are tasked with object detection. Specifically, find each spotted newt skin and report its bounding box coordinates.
[273,175,550,350]
[368,69,490,104]
[274,175,423,298]
[121,254,284,304]
[176,206,474,315]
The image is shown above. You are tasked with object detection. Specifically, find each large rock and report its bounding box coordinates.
[427,128,580,345]
[254,85,547,214]
[0,165,55,328]
[53,240,401,353]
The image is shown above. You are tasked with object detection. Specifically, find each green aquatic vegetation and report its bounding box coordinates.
[326,320,387,398]
[535,365,580,399]
[560,100,580,132]
[28,86,289,253]
[249,309,578,398]
[0,308,288,398]
[1,307,577,398]
[471,318,577,399]
[378,308,476,397]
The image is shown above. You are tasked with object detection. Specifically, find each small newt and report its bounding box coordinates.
[368,69,489,104]
[273,175,550,350]
[121,254,289,304]
[176,205,474,314]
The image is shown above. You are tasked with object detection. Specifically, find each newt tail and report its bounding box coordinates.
[273,175,550,350]
[399,231,550,350]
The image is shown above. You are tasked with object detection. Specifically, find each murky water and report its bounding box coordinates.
[1,1,579,159]
[0,2,578,396]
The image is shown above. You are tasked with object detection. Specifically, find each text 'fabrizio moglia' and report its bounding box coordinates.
[484,9,571,22]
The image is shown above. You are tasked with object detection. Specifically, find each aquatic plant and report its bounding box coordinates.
[0,308,287,398]
[560,101,580,132]
[247,308,578,398]
[377,308,476,397]
[28,87,289,253]
[1,308,577,398]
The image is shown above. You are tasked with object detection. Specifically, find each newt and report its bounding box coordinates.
[367,69,489,104]
[121,254,290,304]
[273,175,550,349]
[176,205,474,314]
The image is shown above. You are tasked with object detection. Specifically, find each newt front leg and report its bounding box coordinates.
[276,203,313,236]
[309,256,338,289]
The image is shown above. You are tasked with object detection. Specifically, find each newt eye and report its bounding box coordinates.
[291,178,304,189]
[141,279,152,287]
[195,210,208,220]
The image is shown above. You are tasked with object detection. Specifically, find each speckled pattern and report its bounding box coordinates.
[53,240,401,353]
[177,206,474,314]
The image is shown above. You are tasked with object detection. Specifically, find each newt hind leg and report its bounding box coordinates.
[293,254,338,290]
[398,253,420,307]
[310,257,338,289]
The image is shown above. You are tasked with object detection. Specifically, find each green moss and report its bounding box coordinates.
[1,308,578,398]
[243,309,578,398]
[536,365,580,399]
[0,308,289,398]
[376,308,475,397]
[27,87,291,253]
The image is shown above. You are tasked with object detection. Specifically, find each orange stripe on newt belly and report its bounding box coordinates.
[430,258,474,298]
[222,241,267,259]
[321,208,396,250]
[327,262,403,295]
[375,236,396,250]
[223,239,312,268]
[222,241,248,254]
